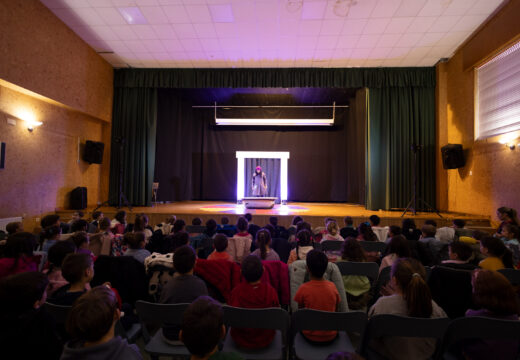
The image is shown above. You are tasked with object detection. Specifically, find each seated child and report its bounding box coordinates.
[441,241,477,270]
[251,229,280,261]
[70,231,94,257]
[160,245,208,343]
[479,236,514,270]
[229,255,279,348]
[287,229,314,265]
[41,225,62,253]
[228,217,252,263]
[340,216,358,239]
[322,220,344,242]
[123,232,151,264]
[501,223,520,267]
[207,234,233,262]
[180,296,242,360]
[0,272,63,360]
[419,224,443,263]
[380,235,411,272]
[61,286,142,359]
[48,253,93,306]
[0,232,39,278]
[294,250,341,344]
[44,240,77,296]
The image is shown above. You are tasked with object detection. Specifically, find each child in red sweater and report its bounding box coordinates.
[229,255,280,348]
[207,234,233,262]
[294,250,341,344]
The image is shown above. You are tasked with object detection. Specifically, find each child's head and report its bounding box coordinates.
[391,258,432,318]
[5,222,23,235]
[213,234,228,253]
[66,286,120,342]
[502,223,520,240]
[401,218,417,231]
[5,232,36,258]
[71,219,89,233]
[62,253,94,285]
[341,237,366,262]
[70,231,89,250]
[292,216,303,226]
[358,222,377,241]
[244,213,253,222]
[192,217,202,226]
[296,229,313,246]
[387,235,411,258]
[421,224,436,238]
[424,219,437,228]
[221,216,229,225]
[448,241,473,261]
[166,215,176,225]
[388,225,402,238]
[71,211,84,221]
[40,214,60,228]
[173,245,196,274]
[472,270,519,315]
[205,219,217,235]
[296,221,312,233]
[452,219,466,228]
[480,236,514,268]
[92,211,103,221]
[236,216,248,232]
[269,216,278,227]
[134,214,149,232]
[114,210,127,224]
[172,231,190,251]
[0,271,49,314]
[48,240,77,268]
[306,250,328,279]
[497,206,519,223]
[241,255,263,283]
[369,215,381,226]
[99,217,111,231]
[326,220,339,236]
[255,229,272,260]
[124,232,146,250]
[343,216,353,227]
[264,224,275,237]
[180,296,225,358]
[41,225,61,241]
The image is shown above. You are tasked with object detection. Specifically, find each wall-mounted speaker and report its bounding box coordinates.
[83,140,104,164]
[0,142,5,169]
[441,144,465,169]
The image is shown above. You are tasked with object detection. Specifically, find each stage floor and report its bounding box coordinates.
[57,201,492,229]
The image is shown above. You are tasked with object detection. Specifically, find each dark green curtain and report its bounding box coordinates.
[111,67,435,208]
[366,86,435,210]
[109,87,157,206]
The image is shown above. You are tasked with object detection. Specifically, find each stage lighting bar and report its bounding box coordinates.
[216,118,334,126]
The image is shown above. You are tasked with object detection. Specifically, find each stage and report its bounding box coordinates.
[56,201,493,230]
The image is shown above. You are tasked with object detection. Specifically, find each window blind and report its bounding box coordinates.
[476,40,520,140]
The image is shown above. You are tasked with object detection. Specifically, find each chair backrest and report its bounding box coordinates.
[222,306,290,342]
[186,225,206,234]
[335,261,380,284]
[135,301,190,343]
[290,309,367,349]
[43,302,71,325]
[320,240,344,252]
[360,314,450,358]
[498,268,520,286]
[359,241,386,253]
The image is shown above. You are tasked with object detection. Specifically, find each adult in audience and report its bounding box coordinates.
[369,215,388,242]
[462,270,520,360]
[5,221,23,235]
[322,220,344,241]
[48,253,93,306]
[244,213,261,239]
[479,236,514,270]
[495,206,519,237]
[340,216,358,239]
[380,235,411,272]
[229,255,279,348]
[180,296,242,360]
[40,225,62,253]
[441,241,477,270]
[160,246,208,344]
[44,240,77,296]
[0,232,39,278]
[251,229,280,261]
[336,238,371,310]
[123,232,151,264]
[61,286,142,359]
[402,218,421,241]
[0,272,62,360]
[207,234,233,262]
[294,250,341,344]
[287,229,314,265]
[228,217,252,263]
[369,258,447,360]
[88,211,104,233]
[111,211,127,235]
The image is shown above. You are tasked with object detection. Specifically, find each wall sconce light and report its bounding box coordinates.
[25,120,43,132]
[498,137,518,150]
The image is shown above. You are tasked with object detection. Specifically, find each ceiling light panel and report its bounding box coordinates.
[208,4,235,23]
[118,7,148,24]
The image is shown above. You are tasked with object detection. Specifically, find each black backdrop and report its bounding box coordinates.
[154,88,363,203]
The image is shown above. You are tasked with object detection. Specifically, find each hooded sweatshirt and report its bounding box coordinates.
[228,281,280,348]
[60,336,142,360]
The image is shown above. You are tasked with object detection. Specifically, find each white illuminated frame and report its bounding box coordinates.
[236,151,290,203]
[217,118,334,126]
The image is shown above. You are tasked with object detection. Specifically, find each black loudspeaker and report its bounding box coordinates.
[83,141,104,164]
[70,187,87,210]
[441,144,465,169]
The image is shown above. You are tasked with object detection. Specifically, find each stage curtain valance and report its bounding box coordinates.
[114,67,435,89]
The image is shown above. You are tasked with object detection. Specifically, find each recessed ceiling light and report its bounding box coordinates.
[209,4,234,23]
[118,7,147,25]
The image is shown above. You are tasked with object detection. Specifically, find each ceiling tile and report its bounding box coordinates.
[396,33,423,47]
[208,4,235,23]
[347,0,377,19]
[357,34,380,48]
[194,23,217,38]
[417,0,445,17]
[162,5,189,23]
[369,47,392,59]
[387,47,411,58]
[71,8,106,26]
[407,16,437,33]
[123,39,148,52]
[297,36,318,50]
[151,24,177,39]
[341,19,367,35]
[219,38,241,51]
[279,20,299,37]
[313,49,334,60]
[416,32,445,46]
[370,0,401,18]
[333,47,353,58]
[95,7,127,25]
[350,48,373,59]
[140,6,169,23]
[362,18,391,34]
[465,0,503,15]
[442,0,473,16]
[382,58,404,66]
[232,2,256,22]
[320,19,344,36]
[71,25,100,41]
[104,40,131,52]
[132,24,157,39]
[316,36,339,50]
[111,24,138,40]
[385,17,414,34]
[437,31,470,47]
[299,20,322,36]
[257,21,280,38]
[171,23,198,38]
[430,15,461,32]
[296,48,315,59]
[451,15,487,32]
[61,0,92,8]
[181,39,203,52]
[151,52,171,61]
[254,2,280,22]
[90,25,120,40]
[336,34,360,48]
[185,4,212,23]
[301,1,327,20]
[135,0,161,5]
[111,0,138,7]
[214,23,237,38]
[199,38,221,52]
[375,33,402,48]
[405,46,431,58]
[88,0,112,7]
[143,39,167,52]
[394,0,428,17]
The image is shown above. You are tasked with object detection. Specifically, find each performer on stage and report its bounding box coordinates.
[252,166,267,197]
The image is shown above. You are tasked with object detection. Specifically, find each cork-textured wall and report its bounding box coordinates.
[0,0,113,122]
[436,0,520,221]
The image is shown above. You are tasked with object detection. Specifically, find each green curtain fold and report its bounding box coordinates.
[109,87,157,206]
[366,86,436,211]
